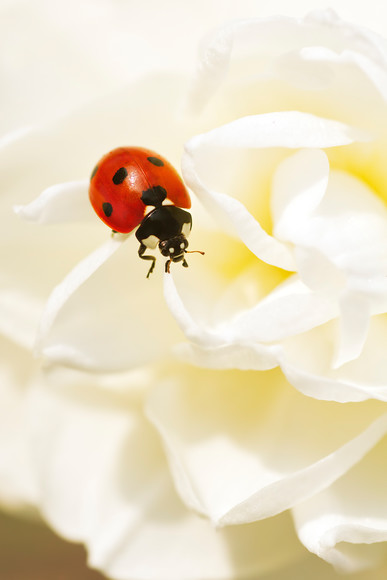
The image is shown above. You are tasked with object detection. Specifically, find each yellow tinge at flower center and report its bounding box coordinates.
[328,140,387,207]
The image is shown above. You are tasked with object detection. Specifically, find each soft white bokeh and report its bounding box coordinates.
[4,0,387,134]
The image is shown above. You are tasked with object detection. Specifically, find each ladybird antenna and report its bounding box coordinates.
[184,250,205,255]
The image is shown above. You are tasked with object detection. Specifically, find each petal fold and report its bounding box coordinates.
[271,148,329,241]
[146,366,387,526]
[185,112,370,151]
[333,290,370,369]
[183,112,369,271]
[186,10,387,116]
[14,180,93,224]
[28,374,303,580]
[293,435,387,573]
[280,315,387,403]
[36,237,127,355]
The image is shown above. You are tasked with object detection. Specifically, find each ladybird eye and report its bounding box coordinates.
[112,167,128,185]
[103,202,113,217]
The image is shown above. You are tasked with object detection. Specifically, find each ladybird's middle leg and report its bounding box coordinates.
[138,243,156,278]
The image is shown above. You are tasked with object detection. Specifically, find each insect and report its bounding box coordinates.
[89,146,204,277]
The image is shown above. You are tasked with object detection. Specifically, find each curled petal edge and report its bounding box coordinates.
[183,112,371,271]
[14,180,92,225]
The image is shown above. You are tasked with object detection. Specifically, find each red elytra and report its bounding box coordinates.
[89,146,191,233]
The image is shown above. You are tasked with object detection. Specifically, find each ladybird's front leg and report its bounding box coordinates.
[165,259,172,274]
[138,243,156,278]
[182,259,188,268]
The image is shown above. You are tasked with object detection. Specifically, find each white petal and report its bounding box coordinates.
[38,238,183,371]
[333,289,370,368]
[183,112,369,271]
[174,341,280,371]
[164,263,282,371]
[280,358,373,403]
[163,272,219,347]
[28,375,303,580]
[0,289,42,350]
[36,237,126,354]
[185,112,370,151]
[280,315,387,403]
[272,151,387,366]
[281,46,387,100]
[271,148,330,241]
[277,169,387,277]
[14,180,94,224]
[165,271,338,371]
[293,436,387,573]
[224,275,338,343]
[0,74,191,369]
[305,9,387,67]
[294,246,345,294]
[146,367,387,526]
[182,149,295,270]
[186,10,387,115]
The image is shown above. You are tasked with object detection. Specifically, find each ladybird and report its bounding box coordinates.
[89,146,204,277]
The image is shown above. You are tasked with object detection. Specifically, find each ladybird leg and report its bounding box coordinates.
[138,243,156,278]
[111,229,117,237]
[182,259,189,268]
[165,259,172,274]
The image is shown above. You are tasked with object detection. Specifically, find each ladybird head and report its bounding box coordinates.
[159,234,189,263]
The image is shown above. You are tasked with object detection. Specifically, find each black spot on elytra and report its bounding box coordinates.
[90,165,98,180]
[103,202,113,217]
[141,185,167,207]
[112,167,128,185]
[147,156,164,167]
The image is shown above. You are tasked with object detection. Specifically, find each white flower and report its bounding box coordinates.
[4,7,387,580]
